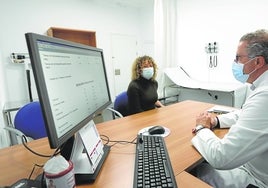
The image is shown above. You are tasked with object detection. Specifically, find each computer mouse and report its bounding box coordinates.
[148,126,165,135]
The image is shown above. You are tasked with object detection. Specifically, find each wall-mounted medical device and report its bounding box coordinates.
[10,53,29,64]
[205,42,218,68]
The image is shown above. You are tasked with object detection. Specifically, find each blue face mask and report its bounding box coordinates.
[232,58,256,83]
[141,67,154,80]
[232,62,249,83]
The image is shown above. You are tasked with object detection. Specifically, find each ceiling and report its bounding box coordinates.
[102,0,154,8]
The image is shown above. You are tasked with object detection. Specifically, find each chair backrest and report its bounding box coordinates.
[14,101,47,140]
[114,91,129,117]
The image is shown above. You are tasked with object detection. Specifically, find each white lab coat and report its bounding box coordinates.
[191,71,268,188]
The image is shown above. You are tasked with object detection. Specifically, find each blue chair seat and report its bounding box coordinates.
[13,101,47,140]
[114,91,129,117]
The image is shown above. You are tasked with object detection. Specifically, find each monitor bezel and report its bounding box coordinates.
[25,32,112,149]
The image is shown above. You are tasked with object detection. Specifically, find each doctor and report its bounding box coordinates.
[191,29,268,188]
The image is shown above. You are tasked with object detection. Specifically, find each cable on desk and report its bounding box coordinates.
[100,134,137,147]
[21,135,61,158]
[28,163,44,179]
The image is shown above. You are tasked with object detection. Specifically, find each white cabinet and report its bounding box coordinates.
[163,68,248,108]
[177,85,247,108]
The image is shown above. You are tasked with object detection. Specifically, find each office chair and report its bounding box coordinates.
[246,184,258,188]
[4,101,47,143]
[107,91,129,119]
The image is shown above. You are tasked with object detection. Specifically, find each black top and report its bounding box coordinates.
[127,77,158,115]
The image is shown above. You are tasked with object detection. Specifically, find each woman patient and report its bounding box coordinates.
[127,55,164,115]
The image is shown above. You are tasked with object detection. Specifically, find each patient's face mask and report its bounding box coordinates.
[141,67,154,80]
[232,58,256,83]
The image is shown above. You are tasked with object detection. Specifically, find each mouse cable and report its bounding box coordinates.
[21,135,61,158]
[28,163,44,180]
[100,134,137,147]
[28,165,46,188]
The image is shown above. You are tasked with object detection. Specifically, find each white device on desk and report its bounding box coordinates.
[207,105,236,114]
[71,120,105,174]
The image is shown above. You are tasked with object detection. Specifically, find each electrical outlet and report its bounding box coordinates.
[115,69,121,75]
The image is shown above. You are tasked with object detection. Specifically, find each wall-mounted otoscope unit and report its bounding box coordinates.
[205,42,218,68]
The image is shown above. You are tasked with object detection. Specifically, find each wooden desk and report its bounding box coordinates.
[0,100,227,187]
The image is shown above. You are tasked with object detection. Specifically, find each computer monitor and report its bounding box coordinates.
[25,32,111,184]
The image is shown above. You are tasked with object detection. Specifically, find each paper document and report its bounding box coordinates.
[207,105,236,114]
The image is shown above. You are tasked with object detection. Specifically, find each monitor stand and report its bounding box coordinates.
[62,120,110,185]
[74,145,110,184]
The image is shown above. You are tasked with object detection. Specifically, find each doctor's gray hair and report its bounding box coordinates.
[240,29,268,44]
[248,42,268,64]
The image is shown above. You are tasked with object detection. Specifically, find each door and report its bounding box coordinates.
[111,34,138,96]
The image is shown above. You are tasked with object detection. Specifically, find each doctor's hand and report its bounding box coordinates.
[196,112,215,129]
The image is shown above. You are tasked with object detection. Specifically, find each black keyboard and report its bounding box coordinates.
[133,134,178,188]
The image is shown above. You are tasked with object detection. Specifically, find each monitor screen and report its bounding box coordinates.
[25,33,112,149]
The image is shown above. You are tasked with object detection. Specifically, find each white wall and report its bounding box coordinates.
[0,0,154,104]
[0,0,154,147]
[177,0,268,84]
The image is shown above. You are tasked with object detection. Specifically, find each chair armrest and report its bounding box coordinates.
[106,107,123,118]
[4,127,33,142]
[4,126,25,138]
